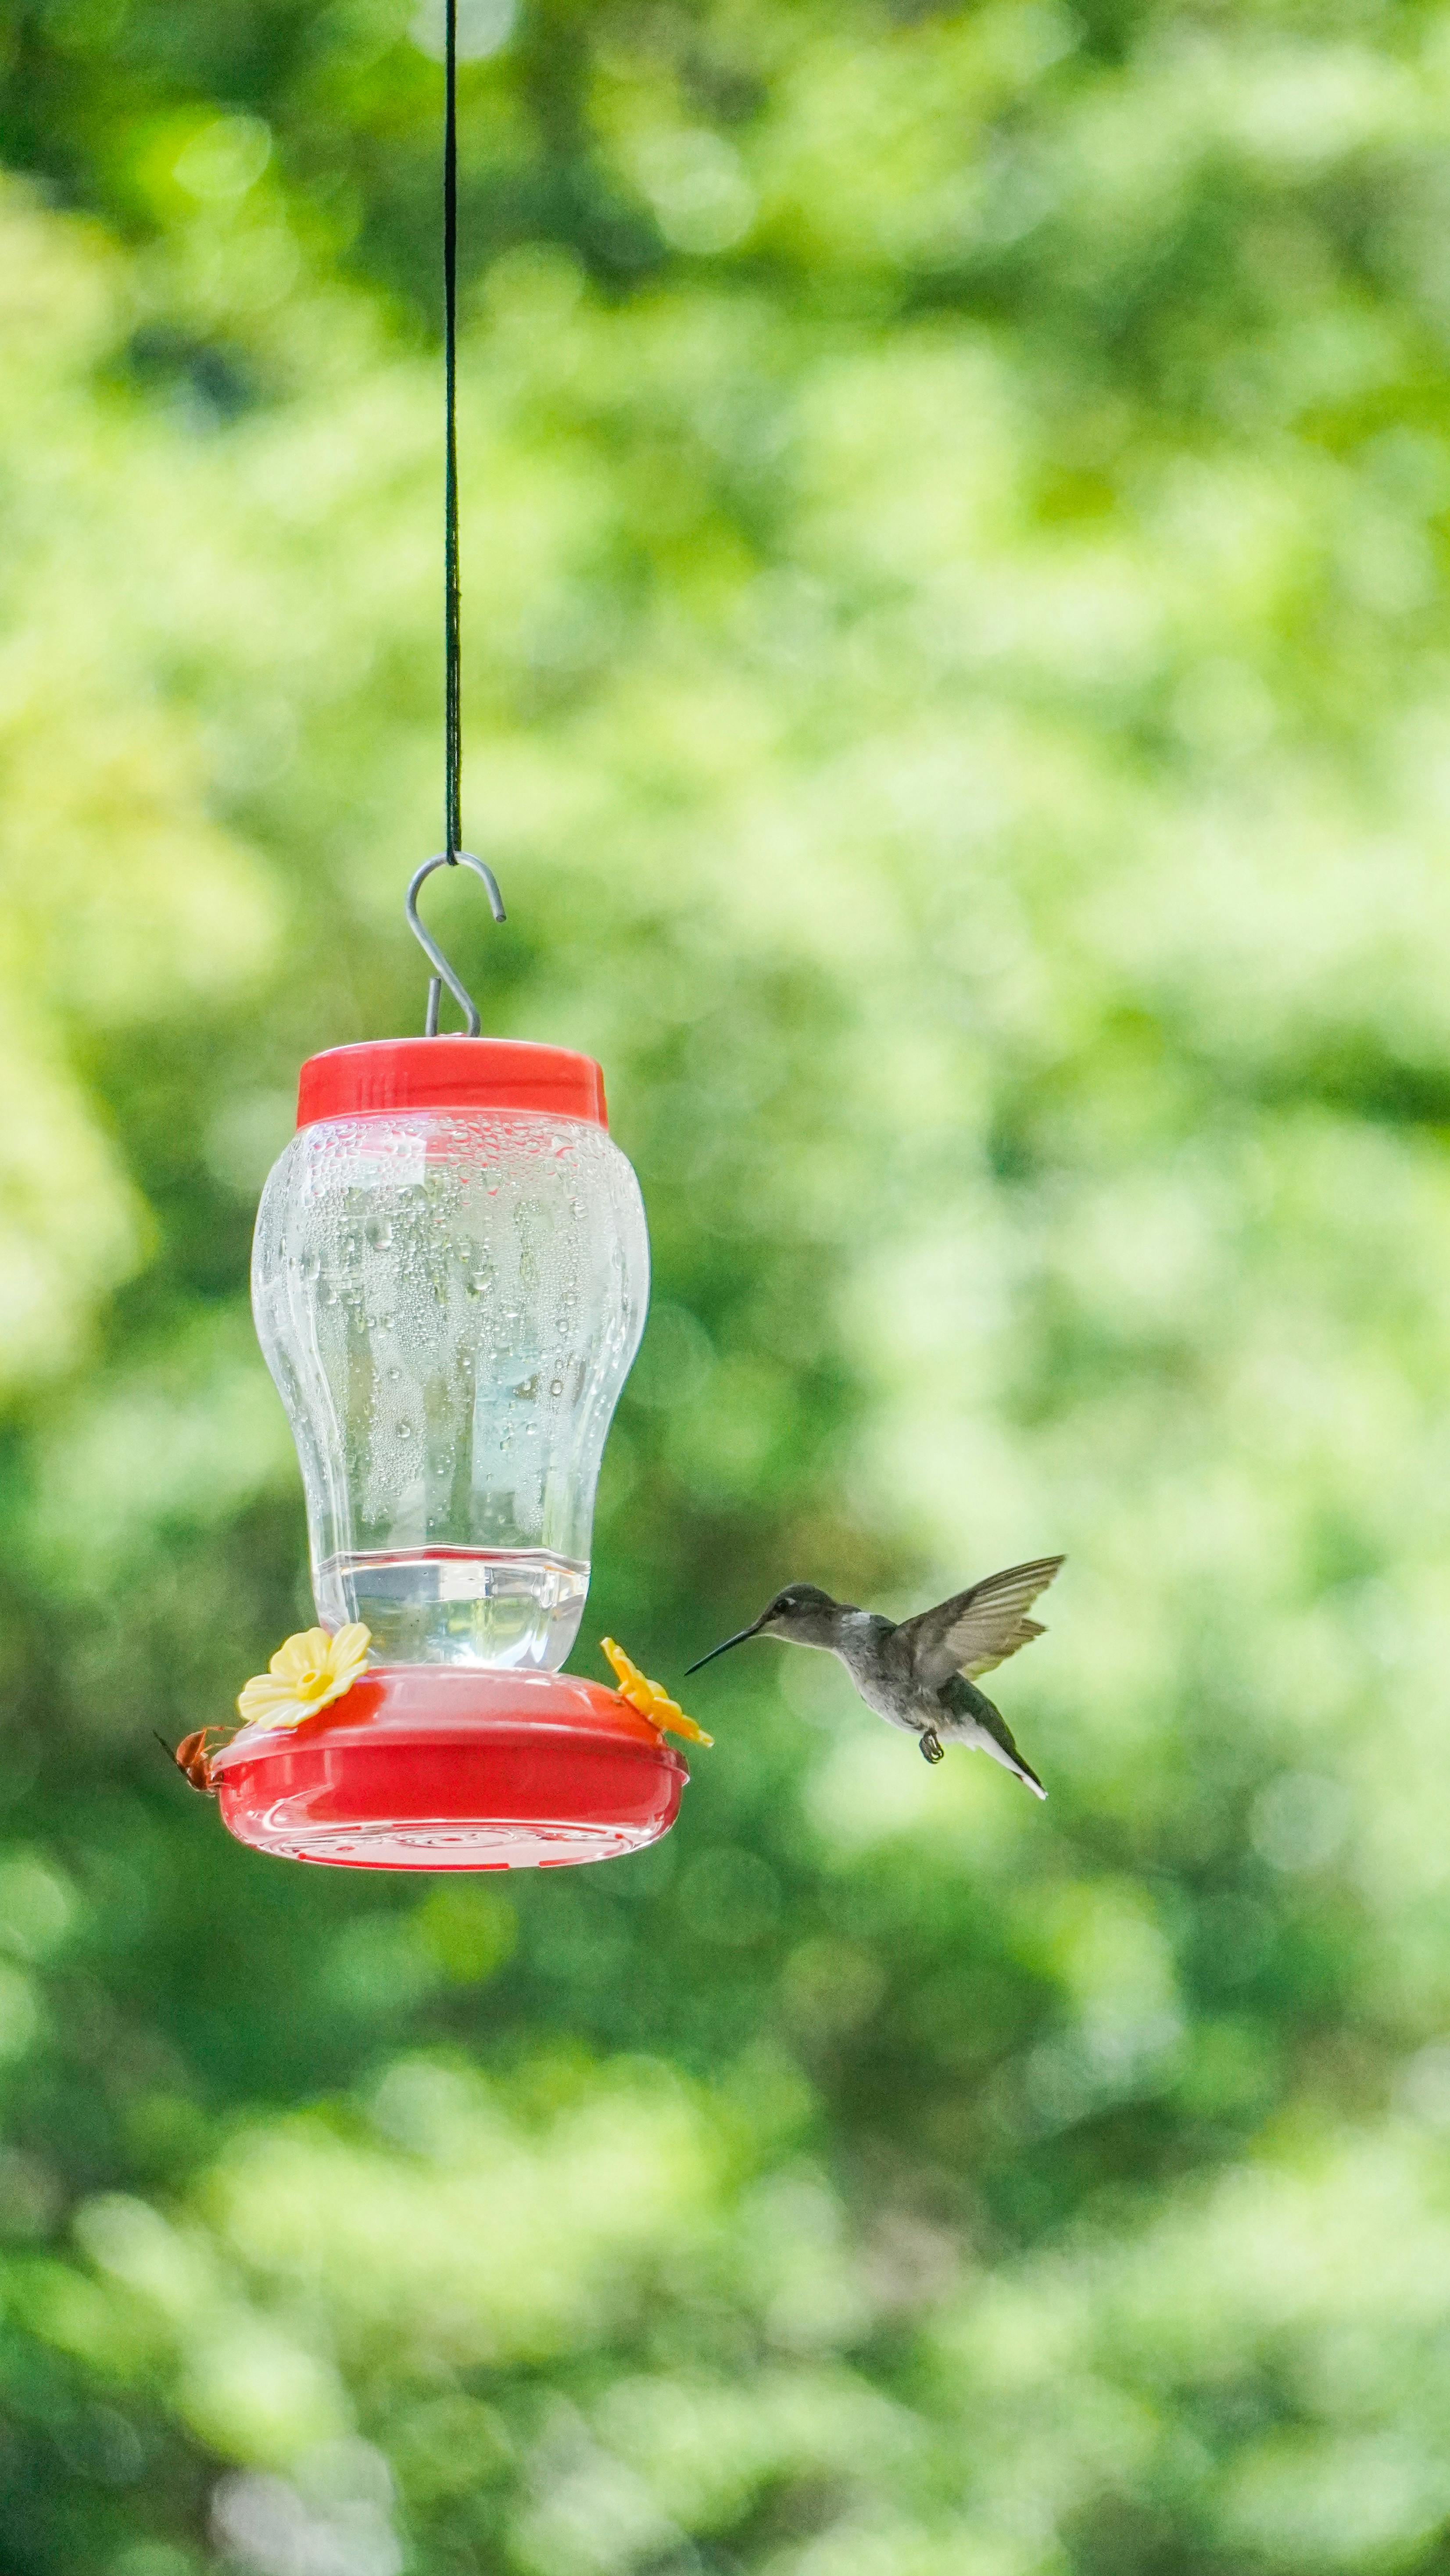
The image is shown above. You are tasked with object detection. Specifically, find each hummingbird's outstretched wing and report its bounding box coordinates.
[897,1557,1063,1690]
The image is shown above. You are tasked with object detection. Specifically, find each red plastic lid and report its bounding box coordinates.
[297,1038,607,1131]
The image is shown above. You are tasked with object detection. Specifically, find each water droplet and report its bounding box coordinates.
[365,1215,394,1250]
[299,1250,321,1283]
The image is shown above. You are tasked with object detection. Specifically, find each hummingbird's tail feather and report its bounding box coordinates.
[941,1686,1048,1798]
[974,1729,1048,1797]
[1008,1749,1048,1799]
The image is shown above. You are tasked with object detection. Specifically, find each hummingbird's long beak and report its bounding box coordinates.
[685,1615,766,1675]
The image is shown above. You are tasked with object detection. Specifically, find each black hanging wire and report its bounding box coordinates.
[443,0,462,861]
[406,0,506,1037]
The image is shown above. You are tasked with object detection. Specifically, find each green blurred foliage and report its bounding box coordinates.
[2,0,1450,2568]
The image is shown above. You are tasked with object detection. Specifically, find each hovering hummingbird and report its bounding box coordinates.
[686,1557,1063,1796]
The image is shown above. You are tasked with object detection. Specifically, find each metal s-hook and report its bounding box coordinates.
[405,852,507,1036]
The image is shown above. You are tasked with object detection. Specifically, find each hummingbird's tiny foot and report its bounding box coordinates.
[920,1729,945,1765]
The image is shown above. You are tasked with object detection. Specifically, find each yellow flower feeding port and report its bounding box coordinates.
[236,1625,373,1731]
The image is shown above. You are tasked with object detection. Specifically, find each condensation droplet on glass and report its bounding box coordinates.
[365,1215,394,1249]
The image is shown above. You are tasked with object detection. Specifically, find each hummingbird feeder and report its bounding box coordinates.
[210,8,689,1869]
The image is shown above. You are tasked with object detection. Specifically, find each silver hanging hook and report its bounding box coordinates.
[405,851,507,1036]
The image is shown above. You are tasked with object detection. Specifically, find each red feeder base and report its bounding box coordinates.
[211,1667,689,1870]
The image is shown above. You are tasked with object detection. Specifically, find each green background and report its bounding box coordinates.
[3,0,1450,2567]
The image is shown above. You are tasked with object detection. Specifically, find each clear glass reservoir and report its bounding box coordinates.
[252,1040,649,1670]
